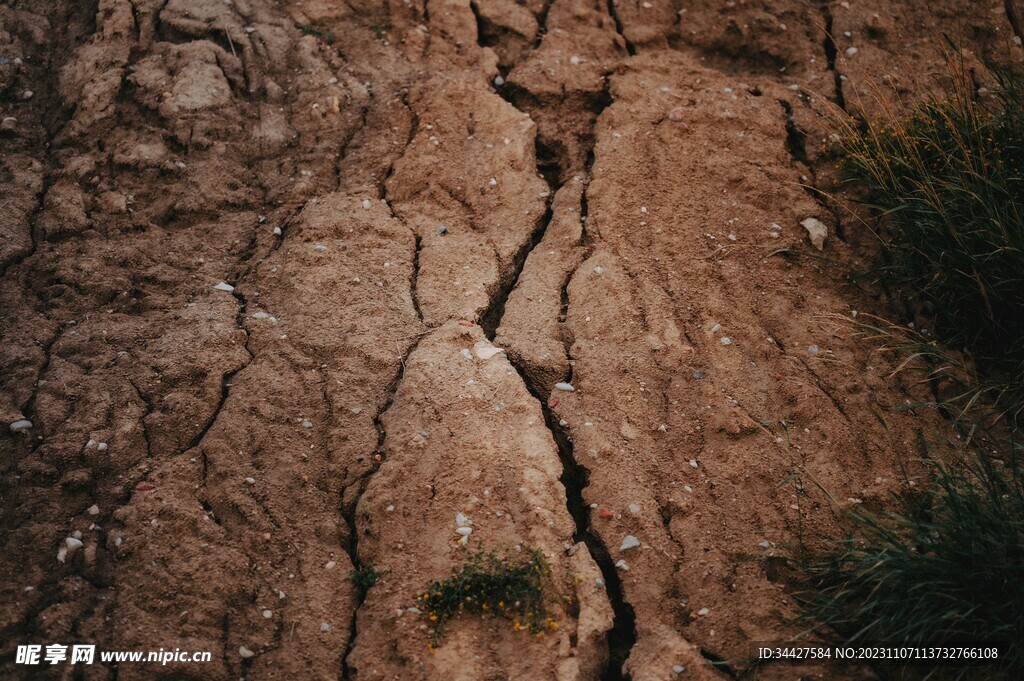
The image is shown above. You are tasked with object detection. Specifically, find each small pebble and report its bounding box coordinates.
[262,609,273,619]
[320,622,331,632]
[87,505,100,516]
[325,561,337,570]
[673,665,686,674]
[692,370,705,380]
[697,607,710,616]
[689,459,698,468]
[494,75,504,86]
[554,382,575,392]
[361,199,372,209]
[9,419,32,433]
[808,345,819,355]
[615,559,629,571]
[239,646,255,659]
[593,266,604,275]
[436,225,448,235]
[386,504,395,512]
[846,46,859,56]
[273,226,282,236]
[456,527,473,537]
[620,535,640,551]
[302,420,313,428]
[97,442,108,452]
[214,282,235,292]
[720,337,732,346]
[245,477,256,485]
[22,90,34,100]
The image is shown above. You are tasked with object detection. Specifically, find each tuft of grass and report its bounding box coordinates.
[417,548,556,645]
[351,563,381,599]
[798,433,1024,675]
[296,23,336,44]
[802,57,1024,678]
[828,62,1024,406]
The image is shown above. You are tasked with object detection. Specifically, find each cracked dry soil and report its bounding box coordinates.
[1,0,1021,679]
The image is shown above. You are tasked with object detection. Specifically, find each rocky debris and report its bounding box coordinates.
[9,419,32,433]
[801,217,828,250]
[620,535,641,551]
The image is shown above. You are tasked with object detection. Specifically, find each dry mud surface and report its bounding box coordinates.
[1,1,1020,679]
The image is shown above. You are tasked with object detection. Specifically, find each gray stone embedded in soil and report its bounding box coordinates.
[620,535,640,551]
[9,419,33,433]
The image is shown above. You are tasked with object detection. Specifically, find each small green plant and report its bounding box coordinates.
[828,61,1024,417]
[351,563,381,599]
[296,23,336,44]
[417,548,556,645]
[799,435,1024,675]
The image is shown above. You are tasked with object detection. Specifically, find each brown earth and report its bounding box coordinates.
[1,0,1020,679]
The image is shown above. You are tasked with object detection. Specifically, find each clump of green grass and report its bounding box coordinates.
[417,548,556,645]
[351,563,381,599]
[801,59,1024,677]
[799,434,1024,674]
[296,23,336,44]
[829,64,1024,407]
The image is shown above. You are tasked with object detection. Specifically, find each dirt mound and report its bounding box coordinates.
[1,0,1020,679]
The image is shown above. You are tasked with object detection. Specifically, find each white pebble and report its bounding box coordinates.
[615,559,629,571]
[689,459,698,468]
[214,282,235,292]
[239,646,255,658]
[361,199,372,209]
[554,382,575,392]
[9,419,32,433]
[720,337,731,345]
[320,622,331,632]
[697,607,710,616]
[262,609,273,618]
[87,505,100,516]
[97,442,108,452]
[620,535,640,551]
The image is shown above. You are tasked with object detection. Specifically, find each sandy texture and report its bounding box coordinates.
[1,0,1020,679]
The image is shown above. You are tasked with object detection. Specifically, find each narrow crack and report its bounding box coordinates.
[338,331,427,680]
[821,7,846,110]
[184,288,252,452]
[128,378,154,459]
[476,37,637,678]
[699,647,739,679]
[778,99,845,241]
[607,0,636,56]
